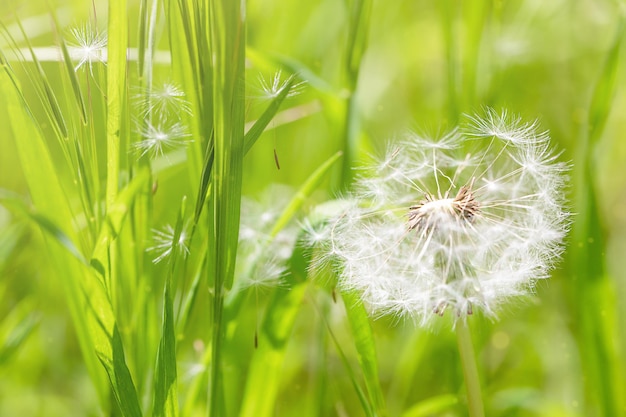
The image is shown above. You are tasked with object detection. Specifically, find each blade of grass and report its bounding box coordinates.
[339,0,371,188]
[205,0,246,415]
[0,54,110,405]
[153,198,186,417]
[106,0,128,208]
[0,298,39,367]
[570,15,625,417]
[0,191,87,265]
[400,394,459,417]
[322,305,375,417]
[243,75,297,154]
[49,10,88,124]
[238,238,310,417]
[341,290,388,417]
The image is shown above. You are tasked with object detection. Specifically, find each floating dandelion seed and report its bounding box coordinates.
[313,110,569,325]
[255,70,306,99]
[68,24,107,72]
[135,82,193,120]
[133,121,191,158]
[235,188,299,291]
[148,224,190,264]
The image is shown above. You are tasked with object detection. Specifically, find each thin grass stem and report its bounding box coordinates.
[455,320,484,417]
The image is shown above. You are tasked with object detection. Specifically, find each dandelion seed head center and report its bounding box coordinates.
[407,184,480,231]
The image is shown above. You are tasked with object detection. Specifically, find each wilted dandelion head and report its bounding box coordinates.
[133,121,191,158]
[314,110,569,326]
[68,24,107,72]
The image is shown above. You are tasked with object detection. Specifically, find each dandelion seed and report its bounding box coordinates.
[133,121,191,158]
[68,24,107,72]
[135,82,193,120]
[147,224,190,264]
[235,187,299,291]
[313,110,569,325]
[255,70,305,99]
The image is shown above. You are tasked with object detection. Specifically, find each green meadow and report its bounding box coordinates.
[1,1,625,416]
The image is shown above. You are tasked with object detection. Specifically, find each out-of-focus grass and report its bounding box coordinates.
[1,0,626,416]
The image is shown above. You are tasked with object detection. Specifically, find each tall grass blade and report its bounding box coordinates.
[571,15,625,417]
[341,290,388,417]
[106,0,128,208]
[49,10,88,124]
[243,76,296,155]
[239,241,309,417]
[206,0,246,415]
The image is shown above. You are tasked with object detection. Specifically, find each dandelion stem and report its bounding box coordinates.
[455,320,485,417]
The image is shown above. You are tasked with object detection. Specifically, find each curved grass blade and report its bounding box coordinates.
[0,57,109,408]
[243,75,296,154]
[400,394,459,417]
[0,298,39,367]
[270,150,342,237]
[341,290,388,417]
[49,10,87,124]
[0,191,87,265]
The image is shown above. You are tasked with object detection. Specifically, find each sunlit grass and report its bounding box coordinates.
[1,1,625,417]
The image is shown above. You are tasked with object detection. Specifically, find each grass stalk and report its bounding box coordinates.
[455,321,484,417]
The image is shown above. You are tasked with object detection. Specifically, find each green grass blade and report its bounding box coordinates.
[0,59,111,406]
[341,290,388,417]
[239,242,310,417]
[153,283,179,417]
[570,15,626,417]
[0,298,39,367]
[588,18,624,145]
[91,168,151,283]
[0,192,87,265]
[153,197,185,417]
[243,76,296,155]
[270,151,342,237]
[400,394,459,417]
[106,0,128,208]
[9,19,68,139]
[49,11,88,124]
[321,303,374,417]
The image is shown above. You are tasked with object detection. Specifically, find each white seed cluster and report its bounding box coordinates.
[313,110,569,325]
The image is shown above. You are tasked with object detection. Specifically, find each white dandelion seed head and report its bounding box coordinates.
[133,121,191,158]
[148,223,190,264]
[68,23,107,72]
[314,110,570,326]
